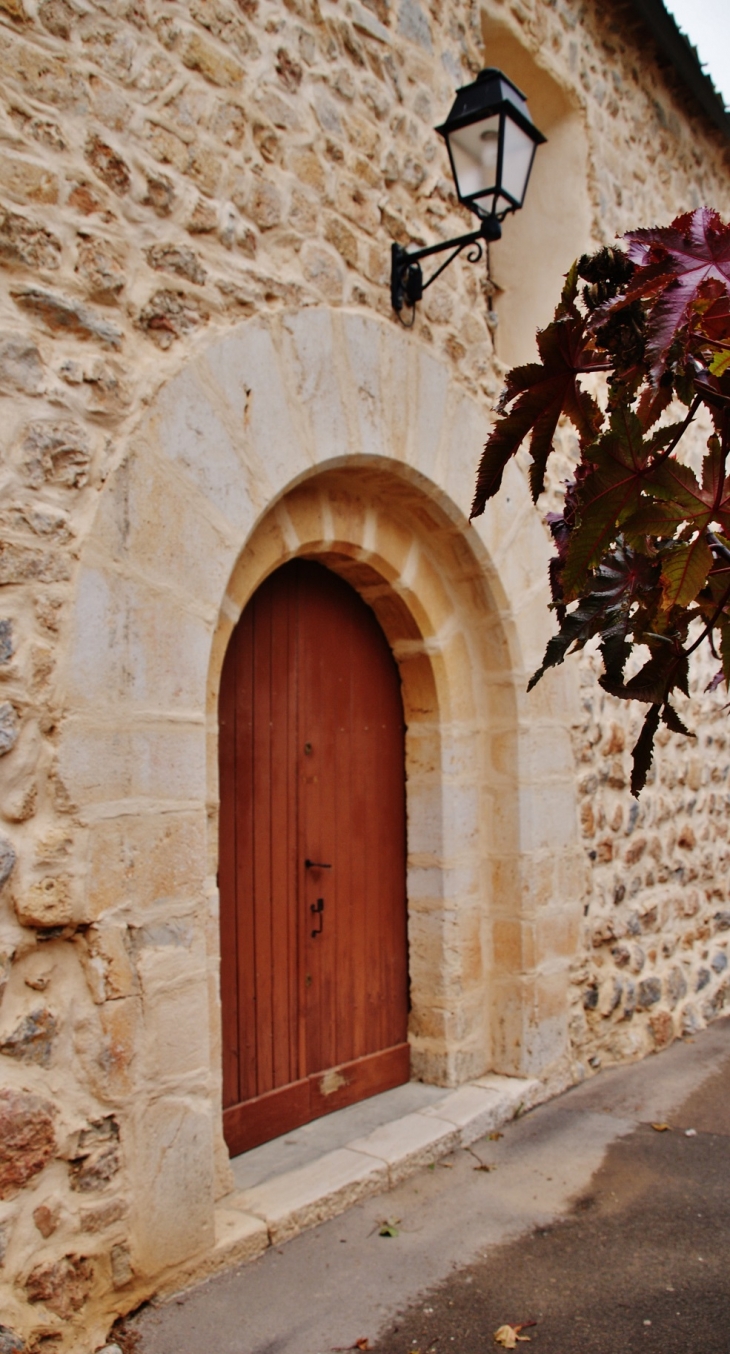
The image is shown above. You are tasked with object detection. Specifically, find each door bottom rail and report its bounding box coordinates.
[223,1044,411,1156]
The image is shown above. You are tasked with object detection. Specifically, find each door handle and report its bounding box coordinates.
[311,898,324,938]
[305,859,331,869]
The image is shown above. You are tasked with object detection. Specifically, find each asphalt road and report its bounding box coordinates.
[132,1017,730,1354]
[372,1071,730,1354]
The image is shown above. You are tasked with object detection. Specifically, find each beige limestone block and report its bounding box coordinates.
[410,345,451,479]
[339,311,392,461]
[348,1113,460,1184]
[140,979,210,1082]
[77,924,133,1004]
[289,148,326,193]
[516,779,579,856]
[0,333,44,395]
[212,1206,268,1265]
[130,1097,215,1274]
[324,215,358,268]
[137,945,210,1082]
[16,876,74,929]
[471,1073,543,1114]
[0,152,59,205]
[277,485,328,553]
[300,242,345,301]
[279,310,351,465]
[201,323,311,500]
[182,31,243,88]
[56,720,207,811]
[144,122,190,173]
[491,724,576,783]
[0,206,61,271]
[153,371,256,535]
[95,998,139,1099]
[0,36,88,110]
[377,325,413,464]
[238,1148,388,1245]
[66,568,212,713]
[90,447,237,611]
[335,177,379,234]
[86,812,206,920]
[321,487,369,552]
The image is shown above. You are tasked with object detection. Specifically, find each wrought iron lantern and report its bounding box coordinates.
[391,68,546,319]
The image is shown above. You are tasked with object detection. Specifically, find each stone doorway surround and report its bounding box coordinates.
[58,307,583,1297]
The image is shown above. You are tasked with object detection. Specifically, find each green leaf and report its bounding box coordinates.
[378,1218,400,1237]
[660,536,714,608]
[709,349,730,377]
[630,704,661,797]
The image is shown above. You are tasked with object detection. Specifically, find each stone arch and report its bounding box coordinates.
[57,307,582,1278]
[208,458,518,1091]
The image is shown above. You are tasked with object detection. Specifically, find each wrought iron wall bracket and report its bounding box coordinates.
[390,215,502,320]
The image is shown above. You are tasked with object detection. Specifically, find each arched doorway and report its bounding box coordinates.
[219,559,410,1155]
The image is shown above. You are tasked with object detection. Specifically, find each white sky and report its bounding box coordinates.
[663,0,730,109]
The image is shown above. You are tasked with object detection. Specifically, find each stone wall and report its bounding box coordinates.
[0,0,729,1347]
[569,644,730,1070]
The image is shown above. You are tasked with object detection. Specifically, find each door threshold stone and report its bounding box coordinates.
[203,1073,541,1275]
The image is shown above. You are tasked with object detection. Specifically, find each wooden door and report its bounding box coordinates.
[219,559,409,1156]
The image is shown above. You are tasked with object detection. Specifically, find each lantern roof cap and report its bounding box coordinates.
[436,68,546,144]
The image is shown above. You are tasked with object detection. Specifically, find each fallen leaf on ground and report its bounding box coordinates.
[494,1323,533,1347]
[651,1122,671,1132]
[473,1163,494,1172]
[378,1218,400,1237]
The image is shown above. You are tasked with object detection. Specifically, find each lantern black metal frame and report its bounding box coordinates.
[391,216,501,316]
[390,68,546,321]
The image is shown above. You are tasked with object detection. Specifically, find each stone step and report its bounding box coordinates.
[210,1073,541,1265]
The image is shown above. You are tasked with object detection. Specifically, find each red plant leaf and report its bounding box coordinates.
[631,704,661,797]
[560,406,679,599]
[471,308,601,517]
[608,209,730,375]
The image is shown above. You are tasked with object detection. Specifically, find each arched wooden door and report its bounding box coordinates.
[219,560,410,1156]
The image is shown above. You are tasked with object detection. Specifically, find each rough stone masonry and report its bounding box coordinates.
[0,0,730,1348]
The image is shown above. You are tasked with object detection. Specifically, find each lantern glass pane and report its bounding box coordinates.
[501,116,535,206]
[447,114,500,202]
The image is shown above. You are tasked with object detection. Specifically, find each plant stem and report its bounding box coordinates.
[650,395,701,468]
[708,531,730,566]
[685,576,730,658]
